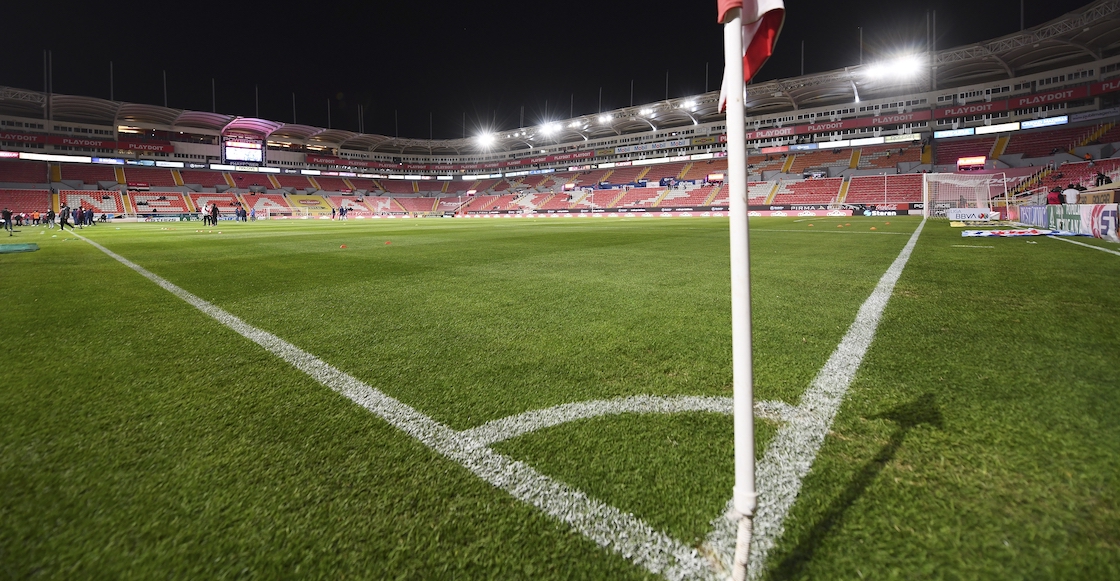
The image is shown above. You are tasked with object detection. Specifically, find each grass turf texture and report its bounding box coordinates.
[0,217,1116,579]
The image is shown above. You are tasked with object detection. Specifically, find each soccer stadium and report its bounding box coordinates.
[1,0,1118,579]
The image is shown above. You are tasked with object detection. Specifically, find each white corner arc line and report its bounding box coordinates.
[462,396,796,447]
[1047,235,1120,256]
[74,234,716,581]
[704,219,927,578]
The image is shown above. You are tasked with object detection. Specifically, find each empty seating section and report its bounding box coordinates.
[641,162,688,183]
[435,197,463,212]
[274,174,312,190]
[0,160,48,184]
[326,195,372,215]
[1003,126,1092,159]
[657,185,715,207]
[130,192,188,213]
[681,159,728,180]
[346,177,381,192]
[381,179,416,194]
[788,149,850,174]
[180,170,228,187]
[536,193,574,209]
[61,190,124,213]
[603,165,645,184]
[844,174,924,203]
[458,195,494,212]
[484,194,519,210]
[393,197,437,213]
[572,168,611,186]
[189,193,243,212]
[0,189,51,212]
[60,164,117,185]
[444,180,475,194]
[747,181,772,200]
[123,167,177,188]
[1042,159,1120,190]
[858,145,921,169]
[934,137,995,165]
[417,180,445,193]
[613,187,664,207]
[1097,123,1120,144]
[363,196,400,213]
[770,177,842,205]
[470,179,500,192]
[229,172,272,188]
[315,176,352,192]
[491,179,516,192]
[240,194,291,214]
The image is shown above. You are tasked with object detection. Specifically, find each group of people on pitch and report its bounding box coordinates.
[2,205,100,235]
[200,203,252,225]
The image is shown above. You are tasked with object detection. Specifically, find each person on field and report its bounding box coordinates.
[209,203,219,225]
[46,208,55,228]
[2,207,12,236]
[58,204,72,231]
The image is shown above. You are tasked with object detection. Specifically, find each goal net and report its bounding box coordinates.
[922,172,1009,219]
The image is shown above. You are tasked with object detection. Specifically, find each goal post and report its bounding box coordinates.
[922,172,1009,219]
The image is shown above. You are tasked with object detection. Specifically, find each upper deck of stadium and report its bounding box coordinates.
[1,0,1119,173]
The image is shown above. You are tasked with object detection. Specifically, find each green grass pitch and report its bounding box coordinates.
[1,216,1117,579]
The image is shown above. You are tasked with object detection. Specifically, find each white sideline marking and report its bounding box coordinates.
[951,245,994,248]
[1048,235,1120,256]
[754,229,908,235]
[463,396,795,447]
[703,219,927,578]
[75,234,715,581]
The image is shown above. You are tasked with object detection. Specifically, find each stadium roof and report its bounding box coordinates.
[2,0,1118,158]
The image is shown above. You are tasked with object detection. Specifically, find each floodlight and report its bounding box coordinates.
[599,114,612,123]
[478,133,496,147]
[639,108,654,116]
[569,121,582,128]
[865,54,922,80]
[682,100,696,109]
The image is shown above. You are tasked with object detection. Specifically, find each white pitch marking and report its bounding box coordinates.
[753,229,908,235]
[75,234,716,581]
[463,395,795,447]
[951,245,994,248]
[704,219,927,578]
[1047,235,1120,256]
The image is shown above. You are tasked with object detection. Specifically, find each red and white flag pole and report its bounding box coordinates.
[717,1,783,578]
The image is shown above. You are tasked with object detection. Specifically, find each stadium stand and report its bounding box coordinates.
[640,162,688,183]
[858,144,921,169]
[364,196,402,214]
[788,149,851,174]
[934,137,995,165]
[188,193,243,213]
[229,172,273,189]
[1096,123,1120,144]
[1040,158,1120,190]
[287,194,332,215]
[612,187,664,207]
[122,167,178,188]
[274,174,313,190]
[535,192,574,210]
[346,177,381,192]
[657,185,717,207]
[0,160,49,185]
[603,165,646,185]
[314,176,352,192]
[1002,126,1093,159]
[59,164,117,185]
[380,179,416,194]
[572,168,611,187]
[680,158,728,180]
[325,195,373,216]
[844,174,924,204]
[435,196,464,213]
[747,181,773,201]
[180,169,228,188]
[240,193,291,214]
[60,190,125,214]
[393,197,437,213]
[0,189,51,213]
[770,177,842,205]
[417,180,446,193]
[130,192,188,214]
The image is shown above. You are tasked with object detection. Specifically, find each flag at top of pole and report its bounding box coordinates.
[717,1,783,580]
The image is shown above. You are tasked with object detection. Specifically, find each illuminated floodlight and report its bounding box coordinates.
[865,54,922,80]
[639,108,654,116]
[477,133,496,147]
[599,114,612,124]
[682,100,696,109]
[569,120,583,128]
[541,123,559,135]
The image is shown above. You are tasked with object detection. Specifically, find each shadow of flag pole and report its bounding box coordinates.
[719,1,784,579]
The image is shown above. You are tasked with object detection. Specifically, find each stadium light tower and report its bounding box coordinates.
[864,54,923,80]
[477,133,496,148]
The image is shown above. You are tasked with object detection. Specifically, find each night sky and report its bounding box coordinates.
[1,0,1092,139]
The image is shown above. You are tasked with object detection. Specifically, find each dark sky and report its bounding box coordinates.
[0,0,1092,139]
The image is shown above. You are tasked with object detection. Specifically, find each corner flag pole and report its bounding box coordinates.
[718,1,783,578]
[722,8,758,580]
